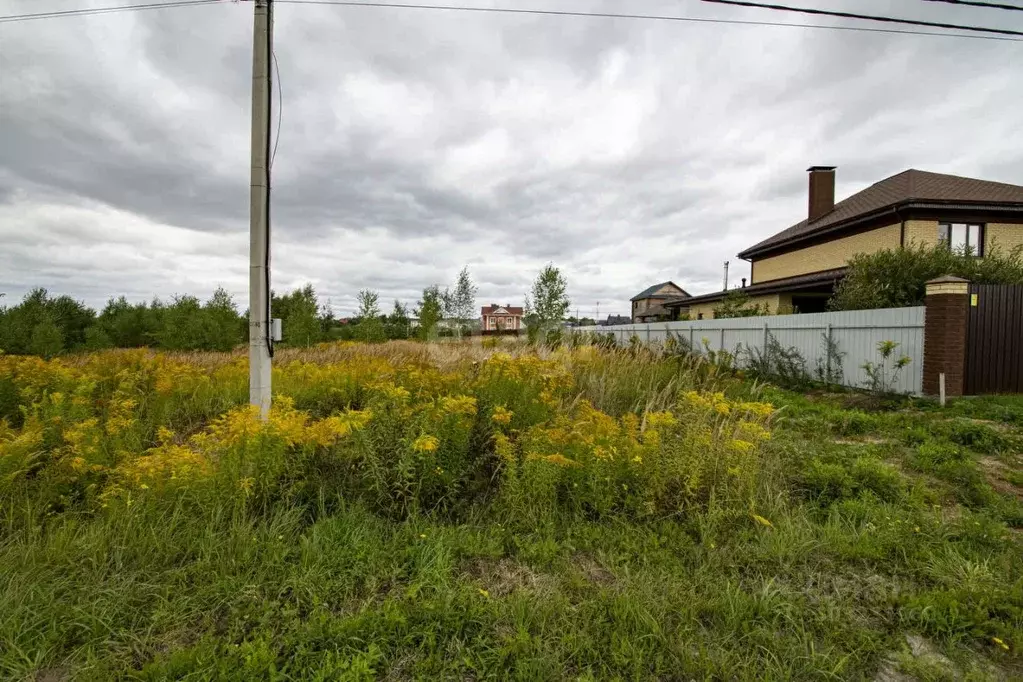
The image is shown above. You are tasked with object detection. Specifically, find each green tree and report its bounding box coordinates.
[319,299,337,338]
[415,285,444,341]
[443,266,478,337]
[0,288,93,355]
[388,300,411,340]
[272,285,322,347]
[98,296,159,348]
[156,295,205,350]
[201,287,245,351]
[84,325,114,351]
[29,318,64,358]
[355,290,386,343]
[830,243,1023,311]
[524,263,570,343]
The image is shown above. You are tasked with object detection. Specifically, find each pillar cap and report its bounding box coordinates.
[925,275,969,285]
[925,275,969,296]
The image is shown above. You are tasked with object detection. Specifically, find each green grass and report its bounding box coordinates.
[2,347,1023,680]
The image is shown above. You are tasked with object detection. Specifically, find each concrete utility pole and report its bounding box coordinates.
[723,260,730,291]
[249,0,273,419]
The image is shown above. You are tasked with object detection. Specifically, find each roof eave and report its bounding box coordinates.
[738,200,1023,260]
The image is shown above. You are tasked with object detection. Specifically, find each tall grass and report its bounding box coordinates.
[2,341,1021,679]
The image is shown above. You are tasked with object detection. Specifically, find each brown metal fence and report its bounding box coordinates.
[965,284,1023,395]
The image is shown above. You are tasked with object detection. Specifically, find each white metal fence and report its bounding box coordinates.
[576,307,925,394]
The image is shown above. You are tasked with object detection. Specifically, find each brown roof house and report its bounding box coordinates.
[665,167,1023,320]
[481,304,524,331]
[631,281,690,322]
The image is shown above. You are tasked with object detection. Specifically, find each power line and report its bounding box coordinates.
[920,0,1023,11]
[271,50,282,169]
[0,0,224,23]
[272,0,1023,42]
[698,0,1023,37]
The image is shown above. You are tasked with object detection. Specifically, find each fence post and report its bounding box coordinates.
[690,326,694,352]
[646,324,651,344]
[922,275,969,397]
[825,323,833,386]
[719,327,725,352]
[762,322,769,352]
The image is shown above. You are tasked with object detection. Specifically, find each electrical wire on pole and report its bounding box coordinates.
[920,0,1023,11]
[6,1,1023,41]
[270,0,1023,42]
[0,0,224,23]
[697,0,1023,37]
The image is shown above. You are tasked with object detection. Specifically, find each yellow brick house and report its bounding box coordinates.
[665,167,1023,319]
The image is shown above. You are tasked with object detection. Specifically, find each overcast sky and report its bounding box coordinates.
[2,0,1021,317]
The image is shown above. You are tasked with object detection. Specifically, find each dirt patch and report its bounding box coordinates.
[979,457,1023,500]
[573,553,615,586]
[34,669,70,682]
[465,557,554,597]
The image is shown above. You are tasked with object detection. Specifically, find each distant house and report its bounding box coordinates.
[631,281,690,322]
[602,315,632,326]
[665,166,1023,320]
[481,304,524,331]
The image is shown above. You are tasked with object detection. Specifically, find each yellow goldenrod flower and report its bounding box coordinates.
[491,406,513,425]
[543,453,581,468]
[412,434,440,453]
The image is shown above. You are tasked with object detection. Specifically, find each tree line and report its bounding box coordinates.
[0,263,572,357]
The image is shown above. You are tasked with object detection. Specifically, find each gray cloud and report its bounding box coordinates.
[1,0,1021,317]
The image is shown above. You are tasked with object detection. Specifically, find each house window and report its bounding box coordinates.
[939,223,984,256]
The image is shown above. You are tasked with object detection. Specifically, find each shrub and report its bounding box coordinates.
[831,242,1023,311]
[741,333,811,389]
[800,457,905,506]
[861,340,912,396]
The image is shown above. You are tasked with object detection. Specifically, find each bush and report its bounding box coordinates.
[831,242,1023,311]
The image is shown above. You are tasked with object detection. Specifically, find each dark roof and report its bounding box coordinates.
[664,268,847,308]
[481,305,523,315]
[630,281,691,301]
[739,169,1023,259]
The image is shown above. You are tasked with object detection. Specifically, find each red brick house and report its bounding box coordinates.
[481,304,523,331]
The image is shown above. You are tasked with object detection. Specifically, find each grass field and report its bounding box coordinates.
[1,340,1022,680]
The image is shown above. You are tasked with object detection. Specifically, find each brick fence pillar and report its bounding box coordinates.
[922,275,969,397]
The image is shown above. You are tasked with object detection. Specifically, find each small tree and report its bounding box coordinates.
[272,284,322,347]
[355,289,386,343]
[201,288,244,351]
[388,300,410,339]
[524,263,570,344]
[442,266,477,337]
[415,286,444,341]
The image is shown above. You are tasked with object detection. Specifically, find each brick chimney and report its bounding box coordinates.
[807,166,836,222]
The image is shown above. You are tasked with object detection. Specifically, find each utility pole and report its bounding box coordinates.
[722,260,730,291]
[249,0,273,419]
